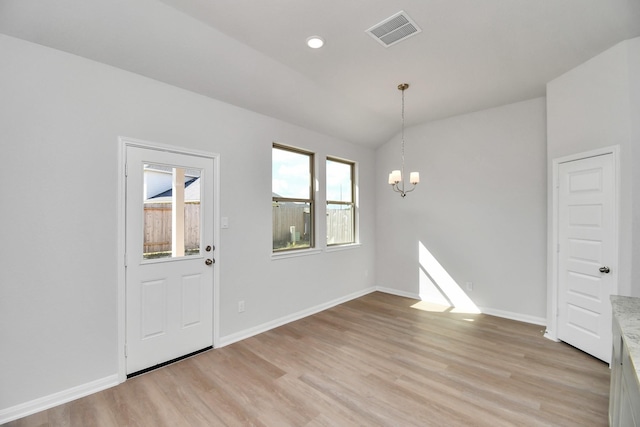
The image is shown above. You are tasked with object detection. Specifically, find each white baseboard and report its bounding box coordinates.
[544,330,560,342]
[0,374,119,424]
[375,286,420,301]
[478,307,546,326]
[375,286,547,327]
[218,286,377,347]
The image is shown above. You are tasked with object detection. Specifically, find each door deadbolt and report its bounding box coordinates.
[205,245,214,252]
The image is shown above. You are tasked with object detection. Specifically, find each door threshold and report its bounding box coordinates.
[127,346,213,379]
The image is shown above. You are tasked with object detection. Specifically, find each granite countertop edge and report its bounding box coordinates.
[611,295,640,381]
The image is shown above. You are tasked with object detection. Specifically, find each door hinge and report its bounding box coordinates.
[124,344,128,358]
[125,162,128,177]
[124,252,127,268]
[557,244,560,253]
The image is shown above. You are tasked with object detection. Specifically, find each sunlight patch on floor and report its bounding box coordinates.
[410,300,452,312]
[418,241,481,314]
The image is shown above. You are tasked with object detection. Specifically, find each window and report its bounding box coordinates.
[326,157,355,245]
[272,144,314,251]
[142,164,202,259]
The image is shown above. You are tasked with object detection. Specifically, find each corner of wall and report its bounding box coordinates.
[0,375,119,425]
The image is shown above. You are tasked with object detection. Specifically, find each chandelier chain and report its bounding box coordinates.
[401,86,405,171]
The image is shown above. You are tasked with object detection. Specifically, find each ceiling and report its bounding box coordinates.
[1,0,639,147]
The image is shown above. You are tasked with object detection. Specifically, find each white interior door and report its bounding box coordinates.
[557,153,616,362]
[125,145,215,375]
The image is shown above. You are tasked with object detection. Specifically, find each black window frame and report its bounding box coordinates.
[326,156,356,246]
[272,143,315,252]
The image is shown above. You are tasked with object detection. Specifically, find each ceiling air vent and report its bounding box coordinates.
[366,10,422,48]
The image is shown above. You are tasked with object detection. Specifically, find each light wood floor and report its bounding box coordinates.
[8,292,610,426]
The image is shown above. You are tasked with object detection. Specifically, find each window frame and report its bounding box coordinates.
[326,156,356,247]
[272,143,315,253]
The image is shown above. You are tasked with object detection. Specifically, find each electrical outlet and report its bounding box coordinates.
[238,300,245,313]
[466,282,473,291]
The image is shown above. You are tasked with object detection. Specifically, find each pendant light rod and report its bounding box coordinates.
[388,83,419,198]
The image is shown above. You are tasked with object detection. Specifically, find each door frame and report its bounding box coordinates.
[546,145,619,343]
[117,136,221,383]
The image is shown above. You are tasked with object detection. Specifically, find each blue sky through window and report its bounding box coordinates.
[272,147,311,199]
[326,160,352,202]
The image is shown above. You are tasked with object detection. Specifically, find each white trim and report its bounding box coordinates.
[354,159,361,245]
[117,139,126,383]
[218,287,376,347]
[271,248,323,260]
[547,145,620,342]
[375,286,421,301]
[376,287,547,326]
[325,243,362,253]
[117,136,221,380]
[120,136,220,159]
[479,307,546,326]
[217,284,550,348]
[212,152,221,349]
[0,375,118,424]
[553,145,620,165]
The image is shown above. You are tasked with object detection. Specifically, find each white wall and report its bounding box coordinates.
[375,98,548,322]
[629,38,640,293]
[546,37,640,307]
[0,34,376,415]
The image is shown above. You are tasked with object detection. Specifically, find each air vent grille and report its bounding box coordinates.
[366,11,422,47]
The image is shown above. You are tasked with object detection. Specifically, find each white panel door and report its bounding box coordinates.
[557,153,616,362]
[126,145,214,375]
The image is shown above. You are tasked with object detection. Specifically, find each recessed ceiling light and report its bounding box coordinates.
[306,36,325,49]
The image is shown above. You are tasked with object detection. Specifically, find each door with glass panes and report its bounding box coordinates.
[125,144,214,375]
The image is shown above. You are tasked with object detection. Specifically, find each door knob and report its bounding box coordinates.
[205,258,214,266]
[599,266,610,274]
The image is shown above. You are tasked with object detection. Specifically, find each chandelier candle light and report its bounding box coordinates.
[388,83,419,197]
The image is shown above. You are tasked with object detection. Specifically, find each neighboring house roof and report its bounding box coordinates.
[147,177,200,203]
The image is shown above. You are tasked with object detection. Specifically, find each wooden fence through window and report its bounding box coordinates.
[143,202,200,254]
[272,205,353,247]
[143,202,353,254]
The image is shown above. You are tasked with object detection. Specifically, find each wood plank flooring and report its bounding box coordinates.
[7,292,610,426]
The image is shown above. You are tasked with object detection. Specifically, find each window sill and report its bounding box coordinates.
[326,243,361,253]
[271,248,323,260]
[271,243,361,260]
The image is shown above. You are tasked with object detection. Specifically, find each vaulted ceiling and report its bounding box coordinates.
[1,0,639,147]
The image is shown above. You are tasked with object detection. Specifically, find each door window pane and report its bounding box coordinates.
[143,164,201,259]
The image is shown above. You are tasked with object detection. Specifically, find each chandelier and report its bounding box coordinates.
[388,83,419,198]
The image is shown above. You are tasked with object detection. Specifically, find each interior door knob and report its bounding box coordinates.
[599,266,610,274]
[205,258,214,266]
